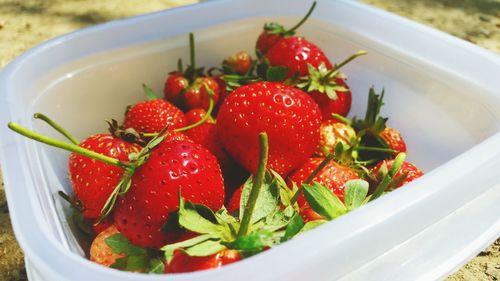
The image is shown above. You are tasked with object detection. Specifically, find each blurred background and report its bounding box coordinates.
[0,0,499,280]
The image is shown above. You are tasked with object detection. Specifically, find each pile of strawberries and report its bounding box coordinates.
[9,2,423,275]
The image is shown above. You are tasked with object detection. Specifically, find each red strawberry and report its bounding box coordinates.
[256,2,317,55]
[69,134,140,219]
[372,159,423,190]
[163,73,189,103]
[90,225,125,267]
[223,51,252,75]
[183,109,229,166]
[316,120,356,156]
[184,77,220,111]
[380,127,407,156]
[308,77,352,119]
[216,81,321,176]
[165,249,240,273]
[226,184,243,214]
[123,99,186,134]
[289,157,359,204]
[114,139,225,248]
[297,51,366,120]
[265,37,332,79]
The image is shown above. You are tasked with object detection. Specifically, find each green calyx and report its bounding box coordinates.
[351,87,395,163]
[263,1,317,37]
[161,133,305,262]
[297,50,367,100]
[106,232,165,273]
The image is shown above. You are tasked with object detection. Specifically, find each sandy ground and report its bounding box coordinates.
[0,0,499,280]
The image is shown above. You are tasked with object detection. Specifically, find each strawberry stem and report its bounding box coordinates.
[290,153,335,204]
[189,32,196,71]
[357,146,395,154]
[286,1,317,35]
[370,152,406,201]
[237,132,269,238]
[33,113,80,145]
[322,50,368,82]
[8,122,131,170]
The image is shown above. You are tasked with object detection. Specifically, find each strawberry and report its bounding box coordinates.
[162,33,219,111]
[316,120,356,156]
[265,36,332,79]
[183,108,229,166]
[288,157,359,210]
[69,134,140,219]
[90,225,125,267]
[223,51,253,75]
[380,127,407,156]
[163,73,189,103]
[216,81,321,176]
[372,159,423,190]
[114,139,225,248]
[256,2,317,55]
[184,76,220,111]
[296,51,367,120]
[307,76,352,119]
[165,249,241,273]
[123,99,186,134]
[226,184,243,214]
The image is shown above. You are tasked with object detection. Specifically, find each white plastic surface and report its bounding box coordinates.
[1,0,500,280]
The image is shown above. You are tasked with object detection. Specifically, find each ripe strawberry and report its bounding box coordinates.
[256,2,317,55]
[216,81,321,176]
[226,184,243,214]
[165,249,241,273]
[123,99,186,134]
[289,157,359,204]
[184,77,220,111]
[308,77,352,119]
[380,127,407,156]
[90,225,125,267]
[69,134,140,219]
[316,120,356,156]
[372,159,423,190]
[223,51,252,75]
[114,139,225,248]
[183,108,229,166]
[163,73,189,103]
[265,37,332,79]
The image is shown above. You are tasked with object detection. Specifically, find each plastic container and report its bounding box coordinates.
[1,0,500,280]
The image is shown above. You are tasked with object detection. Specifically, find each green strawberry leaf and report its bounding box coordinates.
[184,239,226,257]
[370,153,406,201]
[280,213,304,242]
[344,179,369,211]
[111,255,149,272]
[302,182,347,220]
[161,234,214,263]
[228,230,274,255]
[178,197,225,236]
[142,84,158,100]
[239,173,279,224]
[147,258,165,274]
[299,219,327,234]
[105,233,147,256]
[266,66,288,82]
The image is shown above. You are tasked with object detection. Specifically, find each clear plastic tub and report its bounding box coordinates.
[1,0,500,280]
